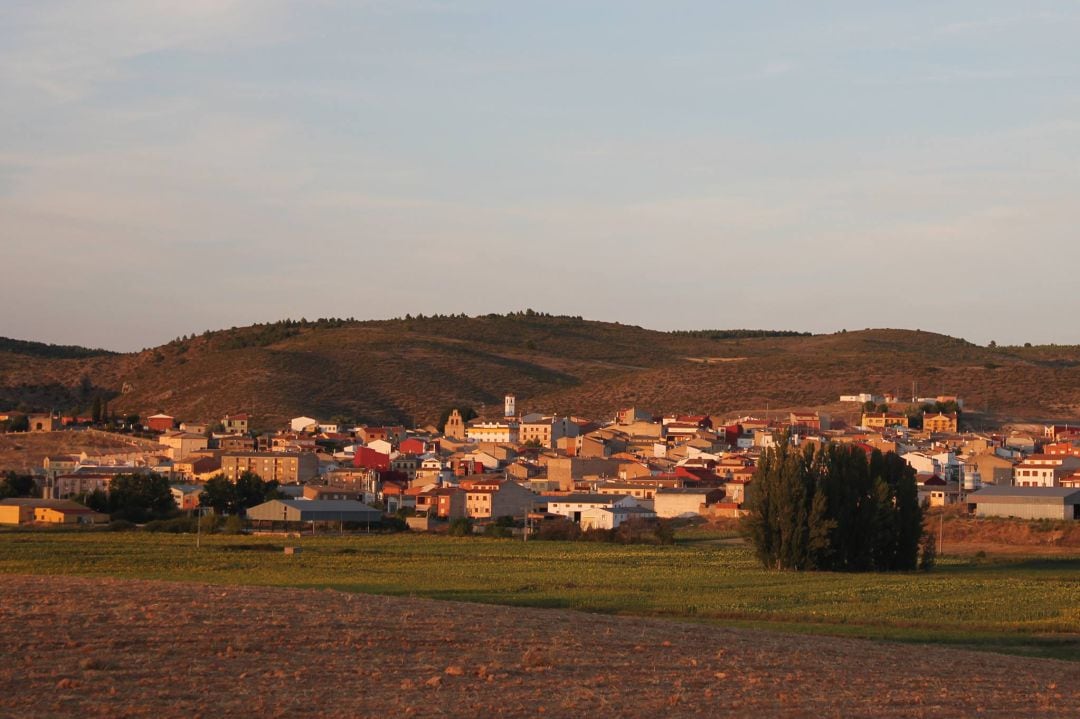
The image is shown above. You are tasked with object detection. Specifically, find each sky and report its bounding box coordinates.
[2,1,1079,351]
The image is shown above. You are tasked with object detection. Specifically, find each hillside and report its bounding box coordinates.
[2,315,1080,428]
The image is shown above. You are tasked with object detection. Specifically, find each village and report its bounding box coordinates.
[3,390,1080,530]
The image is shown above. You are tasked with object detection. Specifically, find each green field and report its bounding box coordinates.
[1,529,1078,660]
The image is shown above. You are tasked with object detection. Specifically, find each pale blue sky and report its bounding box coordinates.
[2,1,1079,350]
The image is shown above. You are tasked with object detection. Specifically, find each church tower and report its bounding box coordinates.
[504,394,516,418]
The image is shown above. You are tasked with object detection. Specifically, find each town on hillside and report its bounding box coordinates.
[2,391,1079,529]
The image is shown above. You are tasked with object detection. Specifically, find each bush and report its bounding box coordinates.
[106,519,135,532]
[381,516,408,532]
[199,513,220,534]
[448,517,474,537]
[482,524,512,538]
[144,516,196,533]
[222,515,248,534]
[535,518,581,541]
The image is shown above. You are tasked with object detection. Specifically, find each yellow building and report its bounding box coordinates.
[861,413,910,429]
[923,412,959,433]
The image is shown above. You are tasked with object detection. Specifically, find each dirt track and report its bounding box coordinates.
[0,575,1075,718]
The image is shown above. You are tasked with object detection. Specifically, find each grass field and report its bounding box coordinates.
[1,529,1077,661]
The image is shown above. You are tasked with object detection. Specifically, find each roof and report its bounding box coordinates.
[247,499,383,522]
[0,498,90,509]
[969,486,1080,504]
[544,493,627,504]
[656,487,722,495]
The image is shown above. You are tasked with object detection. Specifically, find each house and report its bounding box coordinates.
[465,420,519,444]
[546,457,629,492]
[789,412,829,433]
[219,435,256,452]
[290,416,319,433]
[52,473,112,499]
[356,426,406,445]
[544,494,639,524]
[158,432,209,460]
[653,487,725,518]
[580,504,657,530]
[0,499,108,525]
[967,452,1015,486]
[399,438,430,455]
[43,455,80,478]
[861,413,909,430]
[923,412,959,434]
[173,454,222,482]
[146,414,175,432]
[519,415,571,448]
[352,447,391,472]
[971,486,1080,520]
[464,480,537,520]
[222,413,250,434]
[1012,455,1080,488]
[918,474,960,507]
[170,484,204,511]
[221,451,318,483]
[419,487,467,519]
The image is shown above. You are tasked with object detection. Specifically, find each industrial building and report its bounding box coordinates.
[246,499,383,527]
[970,486,1080,520]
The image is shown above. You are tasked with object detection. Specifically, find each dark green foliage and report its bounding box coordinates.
[448,517,474,536]
[0,472,36,499]
[2,415,29,433]
[0,337,115,359]
[743,442,923,572]
[104,473,175,523]
[198,472,278,515]
[668,329,811,340]
[483,523,513,538]
[143,516,197,533]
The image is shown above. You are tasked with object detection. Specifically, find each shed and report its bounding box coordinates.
[246,499,383,524]
[970,486,1080,520]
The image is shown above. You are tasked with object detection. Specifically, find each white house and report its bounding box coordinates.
[580,504,657,530]
[290,416,319,433]
[545,494,640,524]
[367,439,394,456]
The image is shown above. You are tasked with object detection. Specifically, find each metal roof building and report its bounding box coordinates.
[970,486,1080,520]
[246,499,383,524]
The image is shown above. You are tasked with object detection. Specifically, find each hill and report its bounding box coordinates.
[2,314,1080,428]
[2,574,1075,718]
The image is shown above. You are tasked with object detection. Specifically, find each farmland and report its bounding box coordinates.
[1,530,1077,661]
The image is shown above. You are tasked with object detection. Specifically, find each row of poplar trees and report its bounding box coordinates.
[742,440,925,571]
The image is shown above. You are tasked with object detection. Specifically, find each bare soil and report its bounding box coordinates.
[0,431,147,473]
[0,575,1075,718]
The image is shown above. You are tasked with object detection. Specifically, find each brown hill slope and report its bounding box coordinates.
[2,316,1079,428]
[2,574,1075,718]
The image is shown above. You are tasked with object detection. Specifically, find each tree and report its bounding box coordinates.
[0,472,36,499]
[199,472,278,515]
[743,441,923,572]
[106,473,175,523]
[4,414,29,433]
[199,475,239,514]
[91,396,103,424]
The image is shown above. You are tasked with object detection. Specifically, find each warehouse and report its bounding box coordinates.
[246,499,383,528]
[970,486,1080,521]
